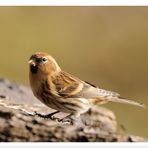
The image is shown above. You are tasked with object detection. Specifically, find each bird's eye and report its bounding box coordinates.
[42,58,47,62]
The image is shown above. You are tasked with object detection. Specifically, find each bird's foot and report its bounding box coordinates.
[34,110,60,120]
[58,114,73,124]
[59,114,84,128]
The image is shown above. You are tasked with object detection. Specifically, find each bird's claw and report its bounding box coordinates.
[58,116,73,125]
[59,118,71,123]
[34,111,74,125]
[34,111,55,120]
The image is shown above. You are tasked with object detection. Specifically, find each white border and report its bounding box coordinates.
[0,0,148,6]
[1,143,148,148]
[0,0,147,147]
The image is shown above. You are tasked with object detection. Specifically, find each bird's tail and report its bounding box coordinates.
[107,96,145,108]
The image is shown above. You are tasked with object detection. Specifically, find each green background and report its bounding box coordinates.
[0,7,147,137]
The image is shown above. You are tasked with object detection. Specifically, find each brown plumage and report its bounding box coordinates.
[28,52,145,122]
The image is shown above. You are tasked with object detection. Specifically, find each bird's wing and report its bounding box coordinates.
[77,81,120,98]
[53,71,119,98]
[52,71,85,97]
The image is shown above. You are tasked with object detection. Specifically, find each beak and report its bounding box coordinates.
[28,59,36,66]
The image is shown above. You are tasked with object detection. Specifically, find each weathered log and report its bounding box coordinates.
[0,78,146,142]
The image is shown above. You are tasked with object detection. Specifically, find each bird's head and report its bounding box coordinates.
[28,52,61,75]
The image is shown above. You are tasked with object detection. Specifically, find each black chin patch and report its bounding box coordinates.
[30,65,38,74]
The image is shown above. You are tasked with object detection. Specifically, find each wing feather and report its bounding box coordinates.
[52,71,84,97]
[52,72,119,98]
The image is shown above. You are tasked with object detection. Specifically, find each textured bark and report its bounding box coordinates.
[0,78,146,142]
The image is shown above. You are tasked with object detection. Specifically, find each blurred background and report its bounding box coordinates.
[0,7,147,137]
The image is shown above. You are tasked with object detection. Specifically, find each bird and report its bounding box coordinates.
[28,52,145,124]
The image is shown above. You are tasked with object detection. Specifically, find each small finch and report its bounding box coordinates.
[28,52,144,123]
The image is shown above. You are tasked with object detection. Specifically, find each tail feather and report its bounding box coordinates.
[107,96,145,108]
